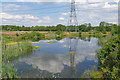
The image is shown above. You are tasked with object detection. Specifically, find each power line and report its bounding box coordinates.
[76,7,116,11]
[2,7,113,15]
[2,2,115,17]
[3,4,69,12]
[67,0,78,32]
[2,2,114,14]
[75,2,106,4]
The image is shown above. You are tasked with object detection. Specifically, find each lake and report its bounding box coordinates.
[12,37,101,78]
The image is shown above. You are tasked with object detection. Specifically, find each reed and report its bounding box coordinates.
[2,41,35,78]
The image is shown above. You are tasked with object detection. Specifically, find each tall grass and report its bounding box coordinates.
[97,36,111,46]
[2,41,34,78]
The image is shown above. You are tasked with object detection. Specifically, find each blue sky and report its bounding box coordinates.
[0,0,119,26]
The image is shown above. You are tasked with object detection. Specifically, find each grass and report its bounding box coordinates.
[69,52,76,54]
[45,41,57,43]
[2,41,34,78]
[7,42,17,45]
[34,46,40,48]
[80,32,110,36]
[7,42,22,45]
[3,41,34,61]
[97,36,111,46]
[91,71,103,78]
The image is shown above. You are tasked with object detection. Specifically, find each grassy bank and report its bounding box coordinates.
[85,34,120,79]
[2,41,36,78]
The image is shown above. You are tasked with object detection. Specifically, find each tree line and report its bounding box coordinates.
[0,21,118,32]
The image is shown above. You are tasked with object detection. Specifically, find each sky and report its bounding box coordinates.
[0,0,119,26]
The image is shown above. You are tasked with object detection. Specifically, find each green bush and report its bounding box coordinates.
[16,33,19,37]
[20,32,45,41]
[55,30,62,35]
[97,35,120,79]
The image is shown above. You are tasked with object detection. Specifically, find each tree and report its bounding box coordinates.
[56,24,65,31]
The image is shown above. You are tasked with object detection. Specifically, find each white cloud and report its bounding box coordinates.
[16,0,84,2]
[2,0,108,2]
[103,2,118,8]
[24,14,39,19]
[16,0,68,2]
[59,17,65,20]
[19,54,64,73]
[42,16,52,23]
[89,12,98,19]
[2,4,21,11]
[1,13,22,19]
[61,12,69,16]
[1,13,53,25]
[37,20,43,23]
[1,13,39,20]
[89,3,102,7]
[17,0,42,2]
[0,12,50,26]
[76,1,118,25]
[43,16,51,21]
[2,4,20,8]
[7,4,20,7]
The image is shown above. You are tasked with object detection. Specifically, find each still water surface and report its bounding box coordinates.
[13,37,101,78]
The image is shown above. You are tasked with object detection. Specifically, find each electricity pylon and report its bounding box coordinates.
[67,0,78,32]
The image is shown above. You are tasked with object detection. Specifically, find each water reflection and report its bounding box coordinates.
[14,37,101,78]
[67,37,79,78]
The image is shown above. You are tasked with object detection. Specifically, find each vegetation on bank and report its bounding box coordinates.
[45,41,57,43]
[34,46,40,48]
[87,34,120,79]
[2,41,36,78]
[2,31,110,44]
[96,35,120,79]
[90,25,119,79]
[7,42,22,46]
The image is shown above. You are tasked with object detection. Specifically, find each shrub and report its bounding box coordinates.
[16,33,19,37]
[20,32,45,41]
[97,35,120,79]
[102,31,106,34]
[55,30,62,35]
[79,31,82,35]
